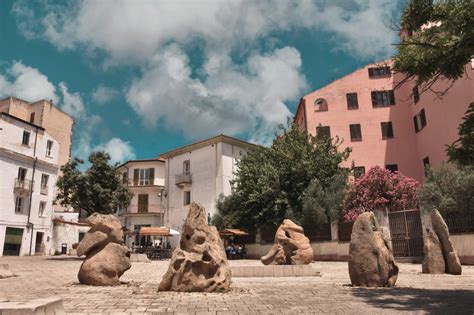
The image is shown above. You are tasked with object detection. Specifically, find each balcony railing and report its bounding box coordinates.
[14,178,33,194]
[40,185,48,195]
[123,204,162,214]
[175,172,192,186]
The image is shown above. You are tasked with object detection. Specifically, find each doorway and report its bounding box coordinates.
[3,227,24,256]
[35,232,44,254]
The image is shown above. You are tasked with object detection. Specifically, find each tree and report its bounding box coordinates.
[55,151,133,215]
[343,166,419,221]
[418,164,474,216]
[392,0,474,95]
[212,123,351,231]
[447,102,474,166]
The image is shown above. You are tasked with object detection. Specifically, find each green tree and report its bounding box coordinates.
[55,151,133,215]
[393,0,474,93]
[447,102,474,166]
[213,123,351,231]
[418,164,474,216]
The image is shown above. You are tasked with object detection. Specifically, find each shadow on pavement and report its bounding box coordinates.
[351,287,474,313]
[45,256,84,261]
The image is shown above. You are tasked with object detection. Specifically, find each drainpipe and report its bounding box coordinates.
[166,159,170,227]
[27,126,39,256]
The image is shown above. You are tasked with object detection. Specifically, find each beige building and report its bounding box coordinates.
[0,97,74,170]
[117,159,166,247]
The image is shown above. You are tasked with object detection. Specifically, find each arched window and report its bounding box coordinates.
[314,98,328,111]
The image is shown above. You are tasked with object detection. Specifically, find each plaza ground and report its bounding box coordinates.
[0,256,473,314]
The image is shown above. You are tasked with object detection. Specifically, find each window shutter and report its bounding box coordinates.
[371,91,377,106]
[389,90,395,105]
[149,168,155,185]
[368,68,374,77]
[420,109,427,127]
[133,169,139,185]
[413,116,419,133]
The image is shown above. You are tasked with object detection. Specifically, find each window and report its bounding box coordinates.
[133,168,154,186]
[314,98,328,111]
[46,140,53,157]
[353,166,366,179]
[38,201,46,217]
[371,91,395,107]
[183,160,191,175]
[386,164,398,172]
[413,108,427,133]
[423,156,430,176]
[15,197,23,213]
[413,86,420,103]
[18,167,27,181]
[368,66,391,78]
[316,126,331,139]
[41,174,49,188]
[22,130,30,146]
[122,172,128,185]
[381,122,394,139]
[349,124,362,141]
[30,112,35,123]
[184,191,191,206]
[346,93,359,109]
[138,194,149,213]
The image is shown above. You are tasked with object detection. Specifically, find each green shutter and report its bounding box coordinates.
[133,169,139,185]
[149,168,154,185]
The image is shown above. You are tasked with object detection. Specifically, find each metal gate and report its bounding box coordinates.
[388,209,423,257]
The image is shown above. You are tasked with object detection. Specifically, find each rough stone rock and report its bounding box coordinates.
[0,264,15,279]
[430,209,462,275]
[261,219,313,265]
[159,202,231,292]
[422,231,445,274]
[77,213,131,285]
[348,212,399,287]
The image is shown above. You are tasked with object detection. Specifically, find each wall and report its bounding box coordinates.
[451,234,474,265]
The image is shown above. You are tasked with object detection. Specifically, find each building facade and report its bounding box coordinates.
[294,61,474,181]
[0,112,60,256]
[160,135,255,247]
[117,159,166,248]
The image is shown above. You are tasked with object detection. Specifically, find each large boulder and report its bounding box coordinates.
[158,203,231,292]
[422,231,445,274]
[261,219,313,265]
[430,209,462,275]
[348,212,399,287]
[77,213,131,285]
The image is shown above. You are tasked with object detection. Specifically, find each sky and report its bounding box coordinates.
[0,0,403,164]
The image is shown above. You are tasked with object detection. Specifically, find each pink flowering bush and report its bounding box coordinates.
[343,166,419,221]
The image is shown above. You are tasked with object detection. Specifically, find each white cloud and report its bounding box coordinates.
[126,45,306,139]
[91,84,119,105]
[0,61,58,103]
[58,82,86,119]
[93,138,136,164]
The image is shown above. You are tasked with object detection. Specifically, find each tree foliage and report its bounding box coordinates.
[212,123,351,231]
[447,102,474,166]
[55,151,133,215]
[343,166,420,221]
[393,0,474,93]
[418,164,474,216]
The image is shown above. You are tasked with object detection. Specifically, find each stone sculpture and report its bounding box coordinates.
[261,219,313,265]
[159,202,231,292]
[421,231,445,274]
[76,213,131,286]
[423,209,462,275]
[348,212,399,287]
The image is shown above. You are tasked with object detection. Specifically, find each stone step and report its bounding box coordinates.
[230,265,322,277]
[0,297,65,315]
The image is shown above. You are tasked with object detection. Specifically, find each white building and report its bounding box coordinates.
[117,159,166,247]
[160,134,256,247]
[0,112,60,256]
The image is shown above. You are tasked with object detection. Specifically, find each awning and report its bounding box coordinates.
[219,229,249,236]
[139,226,180,236]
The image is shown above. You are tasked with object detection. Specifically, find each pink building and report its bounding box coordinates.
[294,60,474,182]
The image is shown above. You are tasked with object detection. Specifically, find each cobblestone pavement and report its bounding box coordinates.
[0,256,473,314]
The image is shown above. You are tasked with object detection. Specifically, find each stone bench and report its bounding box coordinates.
[0,297,65,315]
[230,265,321,277]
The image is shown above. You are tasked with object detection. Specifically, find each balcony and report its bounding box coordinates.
[175,172,192,187]
[121,204,162,216]
[14,178,33,195]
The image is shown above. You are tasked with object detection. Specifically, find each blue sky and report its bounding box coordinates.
[0,0,402,164]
